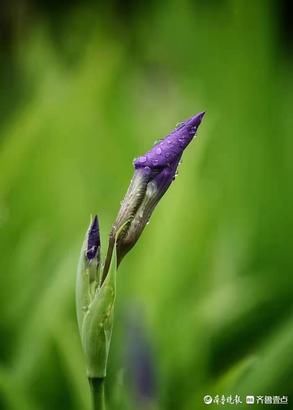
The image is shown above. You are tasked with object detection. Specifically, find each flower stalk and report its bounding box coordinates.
[88,377,106,410]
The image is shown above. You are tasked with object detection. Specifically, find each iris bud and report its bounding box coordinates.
[105,112,205,269]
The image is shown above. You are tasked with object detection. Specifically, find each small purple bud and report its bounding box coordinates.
[86,215,100,261]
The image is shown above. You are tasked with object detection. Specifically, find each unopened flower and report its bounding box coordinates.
[104,112,205,272]
[76,215,117,379]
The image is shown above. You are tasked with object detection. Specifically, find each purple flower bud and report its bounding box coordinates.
[134,111,205,170]
[86,215,100,261]
[102,112,205,275]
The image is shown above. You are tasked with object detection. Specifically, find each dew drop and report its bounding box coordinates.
[139,156,147,163]
[165,152,170,158]
[156,147,162,155]
[172,171,179,181]
[178,138,185,147]
[176,121,184,129]
[143,166,152,175]
[153,138,163,145]
[152,159,159,166]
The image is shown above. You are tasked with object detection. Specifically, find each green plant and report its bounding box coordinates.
[76,113,205,409]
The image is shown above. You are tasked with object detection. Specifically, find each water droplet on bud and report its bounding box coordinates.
[153,138,163,146]
[143,166,152,175]
[178,138,185,147]
[176,122,184,129]
[139,156,147,163]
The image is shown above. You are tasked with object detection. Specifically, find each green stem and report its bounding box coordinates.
[88,377,106,410]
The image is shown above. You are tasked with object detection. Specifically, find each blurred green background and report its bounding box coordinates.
[0,0,293,409]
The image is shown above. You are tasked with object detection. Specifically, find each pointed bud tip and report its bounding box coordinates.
[185,111,205,129]
[86,215,100,260]
[197,111,205,121]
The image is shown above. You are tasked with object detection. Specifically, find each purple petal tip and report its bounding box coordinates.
[196,111,205,122]
[184,111,205,129]
[86,215,100,260]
